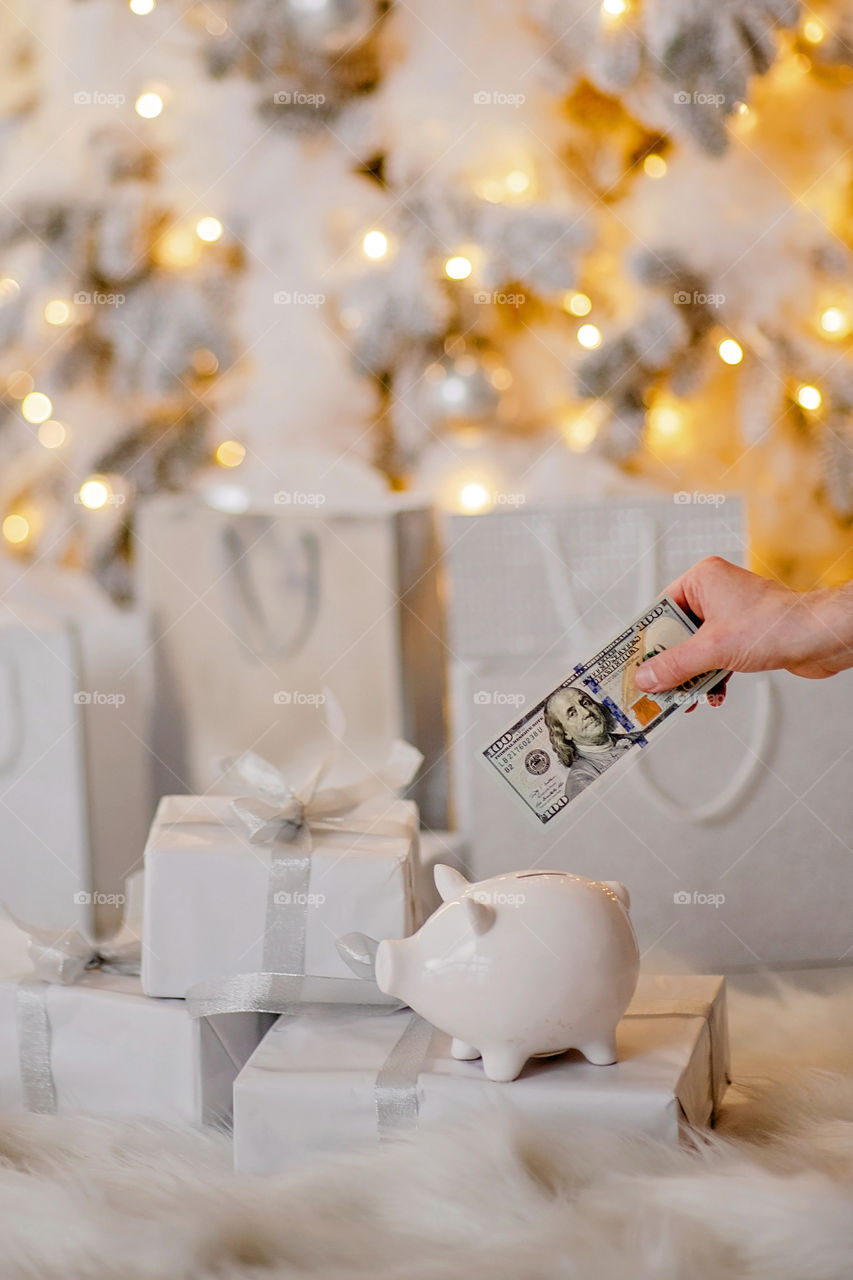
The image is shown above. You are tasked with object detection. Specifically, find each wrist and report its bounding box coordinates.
[803,585,853,673]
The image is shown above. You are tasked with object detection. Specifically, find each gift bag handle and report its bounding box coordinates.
[0,650,25,775]
[219,518,321,663]
[632,672,775,823]
[534,509,660,647]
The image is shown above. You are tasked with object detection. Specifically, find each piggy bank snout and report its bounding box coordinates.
[374,939,397,996]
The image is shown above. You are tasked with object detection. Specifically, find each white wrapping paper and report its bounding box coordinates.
[233,974,729,1175]
[142,794,420,997]
[0,966,268,1126]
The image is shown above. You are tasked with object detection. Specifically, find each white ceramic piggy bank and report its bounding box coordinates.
[375,866,639,1082]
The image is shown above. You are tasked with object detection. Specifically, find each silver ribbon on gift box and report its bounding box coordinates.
[219,692,422,976]
[6,910,142,1114]
[186,931,434,1140]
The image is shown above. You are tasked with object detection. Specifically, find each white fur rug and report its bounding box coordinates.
[2,970,853,1279]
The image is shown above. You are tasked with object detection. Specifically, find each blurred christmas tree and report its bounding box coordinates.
[1,0,852,591]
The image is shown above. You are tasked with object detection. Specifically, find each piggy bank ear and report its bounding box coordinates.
[463,895,495,936]
[602,881,630,909]
[434,864,470,902]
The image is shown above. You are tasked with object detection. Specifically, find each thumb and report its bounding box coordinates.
[634,633,722,693]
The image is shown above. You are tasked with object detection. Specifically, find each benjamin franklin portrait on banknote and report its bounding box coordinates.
[544,688,641,802]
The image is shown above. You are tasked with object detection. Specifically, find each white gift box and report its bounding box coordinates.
[0,967,267,1127]
[0,567,152,932]
[136,492,448,827]
[142,794,421,997]
[233,973,729,1175]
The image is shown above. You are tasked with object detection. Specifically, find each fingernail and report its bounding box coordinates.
[635,663,657,691]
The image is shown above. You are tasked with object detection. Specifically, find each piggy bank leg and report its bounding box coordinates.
[480,1046,529,1082]
[579,1033,618,1066]
[451,1038,480,1061]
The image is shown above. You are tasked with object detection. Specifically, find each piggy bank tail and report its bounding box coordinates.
[601,881,631,910]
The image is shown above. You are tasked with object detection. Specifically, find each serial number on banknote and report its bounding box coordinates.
[482,596,726,823]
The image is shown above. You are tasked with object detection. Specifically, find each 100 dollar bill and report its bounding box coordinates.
[482,596,726,824]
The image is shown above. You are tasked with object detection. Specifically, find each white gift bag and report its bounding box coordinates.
[445,496,748,834]
[439,496,853,969]
[136,494,448,825]
[0,567,152,933]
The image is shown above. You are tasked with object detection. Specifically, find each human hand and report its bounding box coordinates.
[634,556,853,707]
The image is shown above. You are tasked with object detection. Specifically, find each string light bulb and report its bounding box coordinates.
[129,0,156,11]
[215,439,246,468]
[444,255,473,280]
[564,292,592,316]
[21,391,53,423]
[44,299,72,325]
[362,230,388,260]
[796,384,822,410]
[718,338,744,365]
[647,405,682,438]
[802,18,825,43]
[601,0,627,14]
[645,402,689,457]
[820,306,849,336]
[576,323,602,349]
[2,513,30,545]
[458,482,491,512]
[153,225,201,268]
[195,216,223,243]
[78,477,111,510]
[504,170,530,195]
[38,420,66,449]
[643,154,667,179]
[7,371,33,399]
[134,91,164,118]
[563,411,598,452]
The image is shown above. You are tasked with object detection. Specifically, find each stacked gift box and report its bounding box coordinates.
[0,744,730,1159]
[0,491,735,1165]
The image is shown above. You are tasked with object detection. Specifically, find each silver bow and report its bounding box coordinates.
[3,908,141,987]
[6,907,141,1115]
[224,736,423,852]
[220,695,422,976]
